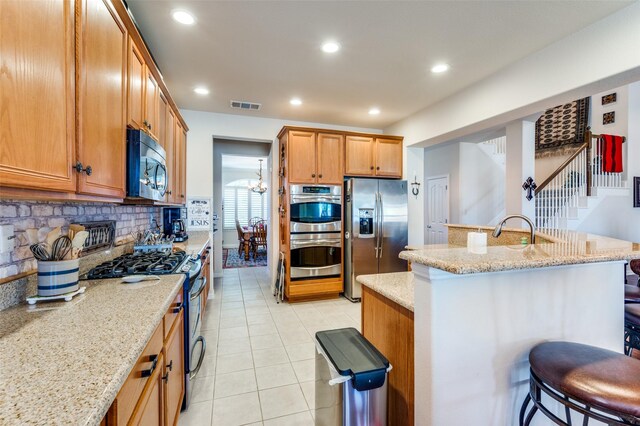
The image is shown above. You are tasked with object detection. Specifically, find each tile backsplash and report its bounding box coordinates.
[0,200,161,280]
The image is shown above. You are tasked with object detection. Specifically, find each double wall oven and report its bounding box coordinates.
[289,184,342,280]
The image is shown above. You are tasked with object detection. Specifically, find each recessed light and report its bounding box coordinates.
[194,87,209,95]
[368,108,380,115]
[172,10,195,25]
[321,42,340,53]
[290,98,302,106]
[431,63,449,73]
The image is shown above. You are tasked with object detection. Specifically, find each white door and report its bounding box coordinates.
[426,176,449,244]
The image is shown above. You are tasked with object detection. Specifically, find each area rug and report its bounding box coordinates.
[535,97,590,158]
[223,248,267,269]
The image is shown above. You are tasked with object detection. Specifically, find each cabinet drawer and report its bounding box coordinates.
[109,321,163,425]
[163,290,184,341]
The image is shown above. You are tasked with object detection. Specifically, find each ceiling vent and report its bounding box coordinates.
[230,100,261,111]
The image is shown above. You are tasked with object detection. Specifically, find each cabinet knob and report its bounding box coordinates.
[162,372,169,383]
[370,166,374,170]
[141,354,158,377]
[74,162,92,176]
[319,174,323,178]
[167,190,172,195]
[311,174,316,178]
[167,360,173,371]
[376,166,380,170]
[181,195,185,198]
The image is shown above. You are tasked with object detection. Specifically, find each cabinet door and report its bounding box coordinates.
[375,138,403,177]
[165,108,176,203]
[288,131,317,184]
[127,38,145,130]
[130,352,165,426]
[317,133,344,184]
[345,135,375,176]
[145,70,159,140]
[0,0,76,192]
[179,128,187,203]
[174,122,187,204]
[164,314,185,426]
[158,93,168,149]
[76,0,127,198]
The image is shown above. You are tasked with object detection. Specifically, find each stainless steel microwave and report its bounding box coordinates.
[126,129,168,201]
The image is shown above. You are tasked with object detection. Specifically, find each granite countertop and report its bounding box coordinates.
[357,272,414,312]
[0,274,185,425]
[400,230,640,274]
[174,230,211,255]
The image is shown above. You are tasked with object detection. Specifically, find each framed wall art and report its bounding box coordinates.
[603,111,615,125]
[634,177,640,208]
[601,92,617,105]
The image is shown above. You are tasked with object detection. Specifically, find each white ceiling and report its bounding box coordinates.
[126,0,631,129]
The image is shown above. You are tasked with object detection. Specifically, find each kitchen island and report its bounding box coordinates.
[397,230,640,425]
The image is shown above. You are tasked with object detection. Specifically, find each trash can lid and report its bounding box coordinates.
[316,327,389,391]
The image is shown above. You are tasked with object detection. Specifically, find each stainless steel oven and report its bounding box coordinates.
[290,184,341,233]
[290,233,341,279]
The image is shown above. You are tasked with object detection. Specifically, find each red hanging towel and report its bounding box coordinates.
[600,134,624,173]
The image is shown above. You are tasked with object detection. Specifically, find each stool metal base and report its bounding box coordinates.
[625,322,640,356]
[519,370,640,426]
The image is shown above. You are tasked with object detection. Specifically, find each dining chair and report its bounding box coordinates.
[249,217,263,228]
[235,220,250,256]
[250,220,268,259]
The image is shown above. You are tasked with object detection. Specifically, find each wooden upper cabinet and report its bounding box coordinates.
[316,133,344,184]
[178,126,187,203]
[0,0,76,192]
[158,93,168,149]
[375,138,403,178]
[345,135,375,176]
[288,131,317,184]
[76,0,127,198]
[127,38,145,130]
[144,70,159,140]
[165,108,176,203]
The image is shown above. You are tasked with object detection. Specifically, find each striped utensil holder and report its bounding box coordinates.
[37,259,80,297]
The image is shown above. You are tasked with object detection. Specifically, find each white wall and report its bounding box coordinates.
[459,143,505,225]
[578,82,640,242]
[387,3,640,238]
[424,143,459,242]
[182,109,381,277]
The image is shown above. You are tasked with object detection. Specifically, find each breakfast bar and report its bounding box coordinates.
[395,230,640,425]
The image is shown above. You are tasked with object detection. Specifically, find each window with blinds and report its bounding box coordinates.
[223,179,267,229]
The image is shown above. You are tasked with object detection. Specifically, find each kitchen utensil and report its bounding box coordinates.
[121,275,161,283]
[68,224,85,241]
[70,231,89,259]
[26,229,39,245]
[50,236,72,261]
[30,243,50,261]
[45,227,62,248]
[37,227,51,244]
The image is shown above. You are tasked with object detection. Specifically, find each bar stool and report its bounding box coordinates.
[520,341,640,426]
[625,304,640,356]
[625,285,640,304]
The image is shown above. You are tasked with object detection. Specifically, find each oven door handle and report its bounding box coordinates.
[290,240,341,249]
[189,336,206,380]
[190,277,207,301]
[290,195,341,204]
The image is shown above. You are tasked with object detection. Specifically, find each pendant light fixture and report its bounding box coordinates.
[249,159,268,195]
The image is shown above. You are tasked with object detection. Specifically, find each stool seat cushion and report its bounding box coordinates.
[626,285,640,303]
[626,303,640,325]
[530,341,640,419]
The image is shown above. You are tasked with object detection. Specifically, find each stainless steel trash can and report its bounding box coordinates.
[315,327,391,426]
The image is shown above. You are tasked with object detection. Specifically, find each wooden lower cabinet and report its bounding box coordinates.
[362,286,414,426]
[107,291,184,425]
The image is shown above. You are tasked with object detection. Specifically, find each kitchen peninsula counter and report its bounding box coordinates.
[0,274,185,425]
[173,230,212,255]
[396,228,640,425]
[357,272,414,312]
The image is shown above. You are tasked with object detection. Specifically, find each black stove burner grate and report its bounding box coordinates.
[87,250,187,279]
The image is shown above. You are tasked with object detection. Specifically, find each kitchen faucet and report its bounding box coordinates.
[492,214,536,244]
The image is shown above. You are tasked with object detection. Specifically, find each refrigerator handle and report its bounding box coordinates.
[379,192,384,258]
[374,192,379,259]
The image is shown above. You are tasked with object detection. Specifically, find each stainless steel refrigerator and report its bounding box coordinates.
[344,178,408,302]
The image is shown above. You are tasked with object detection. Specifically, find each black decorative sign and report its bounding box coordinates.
[634,177,640,208]
[601,93,617,105]
[603,111,615,125]
[522,177,537,201]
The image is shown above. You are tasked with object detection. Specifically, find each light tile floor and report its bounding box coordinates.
[179,267,361,426]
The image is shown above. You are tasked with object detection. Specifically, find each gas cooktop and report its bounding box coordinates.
[87,250,188,279]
